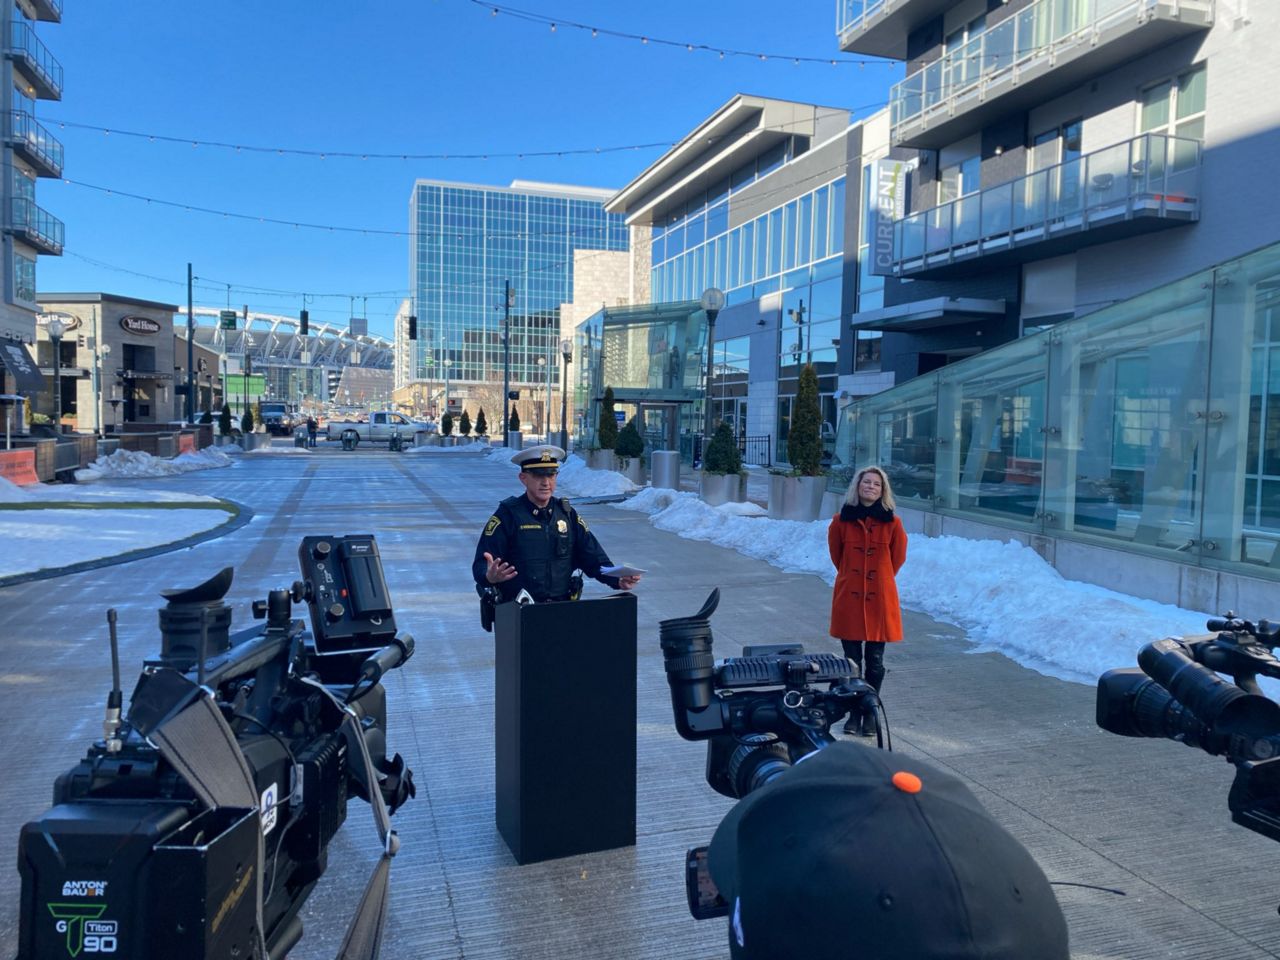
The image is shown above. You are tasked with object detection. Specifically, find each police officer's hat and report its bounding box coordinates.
[512,444,566,474]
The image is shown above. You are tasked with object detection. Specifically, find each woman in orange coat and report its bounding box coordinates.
[828,465,907,736]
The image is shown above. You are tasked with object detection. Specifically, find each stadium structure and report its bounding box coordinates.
[178,307,394,417]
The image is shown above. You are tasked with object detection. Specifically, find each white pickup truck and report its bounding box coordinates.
[326,411,436,447]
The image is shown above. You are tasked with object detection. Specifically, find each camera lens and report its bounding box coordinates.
[660,589,721,715]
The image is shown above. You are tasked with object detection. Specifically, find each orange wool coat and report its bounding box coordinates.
[827,508,908,642]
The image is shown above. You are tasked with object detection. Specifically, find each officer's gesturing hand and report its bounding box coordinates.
[617,575,641,590]
[484,552,518,585]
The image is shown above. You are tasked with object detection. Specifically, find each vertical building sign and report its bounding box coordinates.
[870,158,914,276]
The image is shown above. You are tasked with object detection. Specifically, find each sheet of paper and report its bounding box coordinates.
[600,564,647,578]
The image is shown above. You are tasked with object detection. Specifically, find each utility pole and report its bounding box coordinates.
[186,263,195,422]
[502,280,513,444]
[242,304,249,417]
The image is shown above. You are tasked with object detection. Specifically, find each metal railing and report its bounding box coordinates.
[9,196,64,253]
[890,0,1213,132]
[7,20,63,98]
[740,435,772,467]
[893,133,1200,271]
[7,110,62,176]
[836,0,889,41]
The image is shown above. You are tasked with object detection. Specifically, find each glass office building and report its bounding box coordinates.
[408,179,627,397]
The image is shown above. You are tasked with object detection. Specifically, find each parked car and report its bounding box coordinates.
[325,410,436,446]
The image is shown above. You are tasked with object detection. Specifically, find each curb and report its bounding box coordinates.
[0,498,255,589]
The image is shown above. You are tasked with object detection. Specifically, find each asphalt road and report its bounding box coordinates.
[2,446,1278,959]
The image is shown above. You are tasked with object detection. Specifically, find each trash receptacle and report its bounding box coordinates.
[294,428,308,448]
[389,431,403,452]
[652,450,680,491]
[341,429,359,451]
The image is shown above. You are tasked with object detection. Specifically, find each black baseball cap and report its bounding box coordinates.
[708,743,1069,960]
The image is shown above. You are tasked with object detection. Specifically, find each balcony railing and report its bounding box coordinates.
[9,196,64,254]
[892,133,1200,276]
[890,0,1213,139]
[27,0,63,22]
[7,110,63,177]
[836,0,886,39]
[7,20,63,100]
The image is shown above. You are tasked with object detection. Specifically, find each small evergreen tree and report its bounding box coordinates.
[441,411,454,437]
[459,409,472,436]
[241,408,255,435]
[597,386,619,450]
[199,406,212,425]
[615,415,644,459]
[475,407,488,436]
[509,406,521,431]
[218,406,233,436]
[788,363,823,477]
[703,421,743,475]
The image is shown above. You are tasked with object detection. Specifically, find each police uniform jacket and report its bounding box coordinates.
[827,501,907,642]
[473,494,621,602]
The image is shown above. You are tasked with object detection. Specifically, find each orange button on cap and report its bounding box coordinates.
[892,771,922,794]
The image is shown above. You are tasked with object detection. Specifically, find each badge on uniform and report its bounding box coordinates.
[484,515,500,536]
[557,519,568,534]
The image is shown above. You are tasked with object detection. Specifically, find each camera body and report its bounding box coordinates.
[1096,613,1280,844]
[16,535,415,960]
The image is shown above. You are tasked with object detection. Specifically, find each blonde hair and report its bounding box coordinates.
[844,465,896,511]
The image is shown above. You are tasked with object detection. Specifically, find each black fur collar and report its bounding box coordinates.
[839,501,893,523]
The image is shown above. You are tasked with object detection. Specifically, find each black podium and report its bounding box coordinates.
[494,593,637,864]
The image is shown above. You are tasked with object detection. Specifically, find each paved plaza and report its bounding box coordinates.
[2,447,1279,959]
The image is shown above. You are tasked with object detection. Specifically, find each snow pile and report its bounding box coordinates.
[404,440,490,454]
[243,445,310,455]
[76,447,234,481]
[0,475,34,503]
[557,455,638,497]
[613,481,1210,685]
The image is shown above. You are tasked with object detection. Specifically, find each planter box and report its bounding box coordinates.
[618,458,645,485]
[767,475,827,521]
[700,472,748,506]
[588,450,618,472]
[506,431,523,449]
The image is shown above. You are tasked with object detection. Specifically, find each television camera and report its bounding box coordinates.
[1097,612,1280,844]
[17,534,416,960]
[658,588,883,919]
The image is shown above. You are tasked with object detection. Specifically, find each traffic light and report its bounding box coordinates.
[300,309,309,336]
[407,315,418,340]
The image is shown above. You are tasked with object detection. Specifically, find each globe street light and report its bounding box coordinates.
[559,337,572,450]
[700,287,725,452]
[47,316,65,434]
[535,355,547,438]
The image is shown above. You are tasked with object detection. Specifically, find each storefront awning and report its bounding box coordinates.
[849,297,1006,332]
[0,340,44,394]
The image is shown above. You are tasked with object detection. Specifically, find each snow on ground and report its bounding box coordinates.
[614,486,1212,686]
[75,447,235,481]
[404,440,491,454]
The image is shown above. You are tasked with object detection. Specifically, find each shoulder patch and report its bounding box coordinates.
[577,515,590,532]
[484,515,501,537]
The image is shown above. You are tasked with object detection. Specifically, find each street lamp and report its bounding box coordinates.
[788,299,808,365]
[97,343,112,435]
[535,355,547,438]
[47,316,65,434]
[559,337,572,450]
[242,332,254,417]
[700,287,725,451]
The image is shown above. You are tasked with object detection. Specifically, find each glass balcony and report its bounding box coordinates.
[7,111,63,178]
[889,0,1213,148]
[891,133,1201,279]
[836,0,955,59]
[27,0,62,22]
[7,20,63,100]
[833,239,1280,583]
[9,196,64,255]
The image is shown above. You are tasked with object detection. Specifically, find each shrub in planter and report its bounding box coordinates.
[475,407,488,436]
[598,386,619,451]
[241,409,255,435]
[199,407,213,425]
[509,406,521,432]
[704,421,742,475]
[787,363,823,477]
[441,411,454,437]
[459,409,472,437]
[615,416,644,460]
[219,407,233,436]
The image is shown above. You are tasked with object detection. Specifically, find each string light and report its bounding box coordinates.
[471,0,893,68]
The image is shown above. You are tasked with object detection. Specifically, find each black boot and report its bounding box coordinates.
[841,716,858,736]
[859,713,877,738]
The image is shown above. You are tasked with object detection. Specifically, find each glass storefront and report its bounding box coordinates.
[831,240,1280,579]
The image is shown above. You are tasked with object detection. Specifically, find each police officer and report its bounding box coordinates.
[473,445,641,603]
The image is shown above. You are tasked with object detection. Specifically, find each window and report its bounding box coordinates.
[1141,63,1206,170]
[12,251,35,304]
[939,155,980,203]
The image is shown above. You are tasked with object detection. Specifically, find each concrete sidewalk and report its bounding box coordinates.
[1,449,1276,959]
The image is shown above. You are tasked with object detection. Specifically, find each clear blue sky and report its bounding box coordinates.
[37,0,900,339]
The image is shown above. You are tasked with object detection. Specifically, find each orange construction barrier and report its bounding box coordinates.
[0,449,38,485]
[178,434,196,454]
